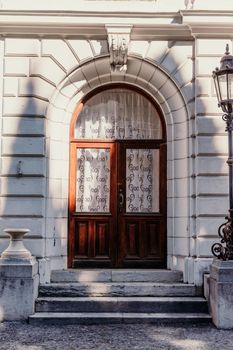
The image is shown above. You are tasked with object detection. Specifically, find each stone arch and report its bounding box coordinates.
[45,55,191,273]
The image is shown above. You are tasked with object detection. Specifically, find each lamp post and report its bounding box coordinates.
[212,44,233,260]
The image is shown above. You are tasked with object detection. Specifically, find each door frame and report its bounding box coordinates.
[68,83,167,268]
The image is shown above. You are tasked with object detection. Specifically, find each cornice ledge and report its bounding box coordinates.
[188,23,233,39]
[0,11,192,40]
[180,10,233,38]
[180,10,233,26]
[180,10,233,17]
[132,24,192,40]
[0,9,181,18]
[2,9,233,39]
[0,23,194,40]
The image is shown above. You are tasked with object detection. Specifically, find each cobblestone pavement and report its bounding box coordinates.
[0,322,232,350]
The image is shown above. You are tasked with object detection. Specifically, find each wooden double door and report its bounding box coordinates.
[68,139,167,268]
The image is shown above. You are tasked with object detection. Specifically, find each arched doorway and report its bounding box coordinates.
[68,85,167,268]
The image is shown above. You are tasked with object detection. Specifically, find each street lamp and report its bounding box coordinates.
[212,44,233,260]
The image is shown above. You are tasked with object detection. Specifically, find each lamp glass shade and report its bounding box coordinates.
[214,71,233,114]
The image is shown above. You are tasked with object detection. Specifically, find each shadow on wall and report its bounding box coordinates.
[0,39,110,273]
[0,79,51,267]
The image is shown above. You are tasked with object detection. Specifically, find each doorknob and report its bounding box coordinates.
[119,187,124,212]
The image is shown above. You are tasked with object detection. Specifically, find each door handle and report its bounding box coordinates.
[119,188,124,212]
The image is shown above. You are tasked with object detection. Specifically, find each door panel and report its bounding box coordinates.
[95,221,110,257]
[117,141,166,268]
[75,220,89,257]
[73,216,115,267]
[69,140,166,268]
[125,221,140,256]
[69,142,117,268]
[118,217,163,266]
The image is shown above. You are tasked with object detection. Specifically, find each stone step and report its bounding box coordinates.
[29,312,211,325]
[35,296,208,313]
[50,269,183,283]
[39,282,201,297]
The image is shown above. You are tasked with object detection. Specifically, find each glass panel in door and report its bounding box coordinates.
[76,148,110,213]
[126,148,160,213]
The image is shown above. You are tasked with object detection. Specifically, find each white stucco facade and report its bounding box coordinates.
[0,0,232,285]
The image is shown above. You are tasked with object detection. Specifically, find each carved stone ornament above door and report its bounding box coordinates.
[106,25,132,73]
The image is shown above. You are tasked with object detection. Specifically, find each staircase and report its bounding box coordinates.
[29,269,211,325]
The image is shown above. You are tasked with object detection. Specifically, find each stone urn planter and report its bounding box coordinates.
[1,228,32,260]
[0,228,39,320]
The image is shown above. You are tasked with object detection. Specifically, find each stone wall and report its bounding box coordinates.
[0,5,232,284]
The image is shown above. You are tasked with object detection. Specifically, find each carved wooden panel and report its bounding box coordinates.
[95,221,110,257]
[72,217,115,267]
[125,221,140,257]
[144,221,160,257]
[74,221,89,258]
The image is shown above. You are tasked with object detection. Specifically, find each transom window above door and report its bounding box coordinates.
[75,88,162,140]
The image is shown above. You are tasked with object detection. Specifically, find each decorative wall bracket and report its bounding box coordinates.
[106,25,132,73]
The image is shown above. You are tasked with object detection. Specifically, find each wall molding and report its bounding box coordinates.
[1,10,233,39]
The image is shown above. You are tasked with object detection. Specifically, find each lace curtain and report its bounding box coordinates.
[75,89,162,140]
[126,149,159,213]
[76,148,110,212]
[75,89,160,213]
